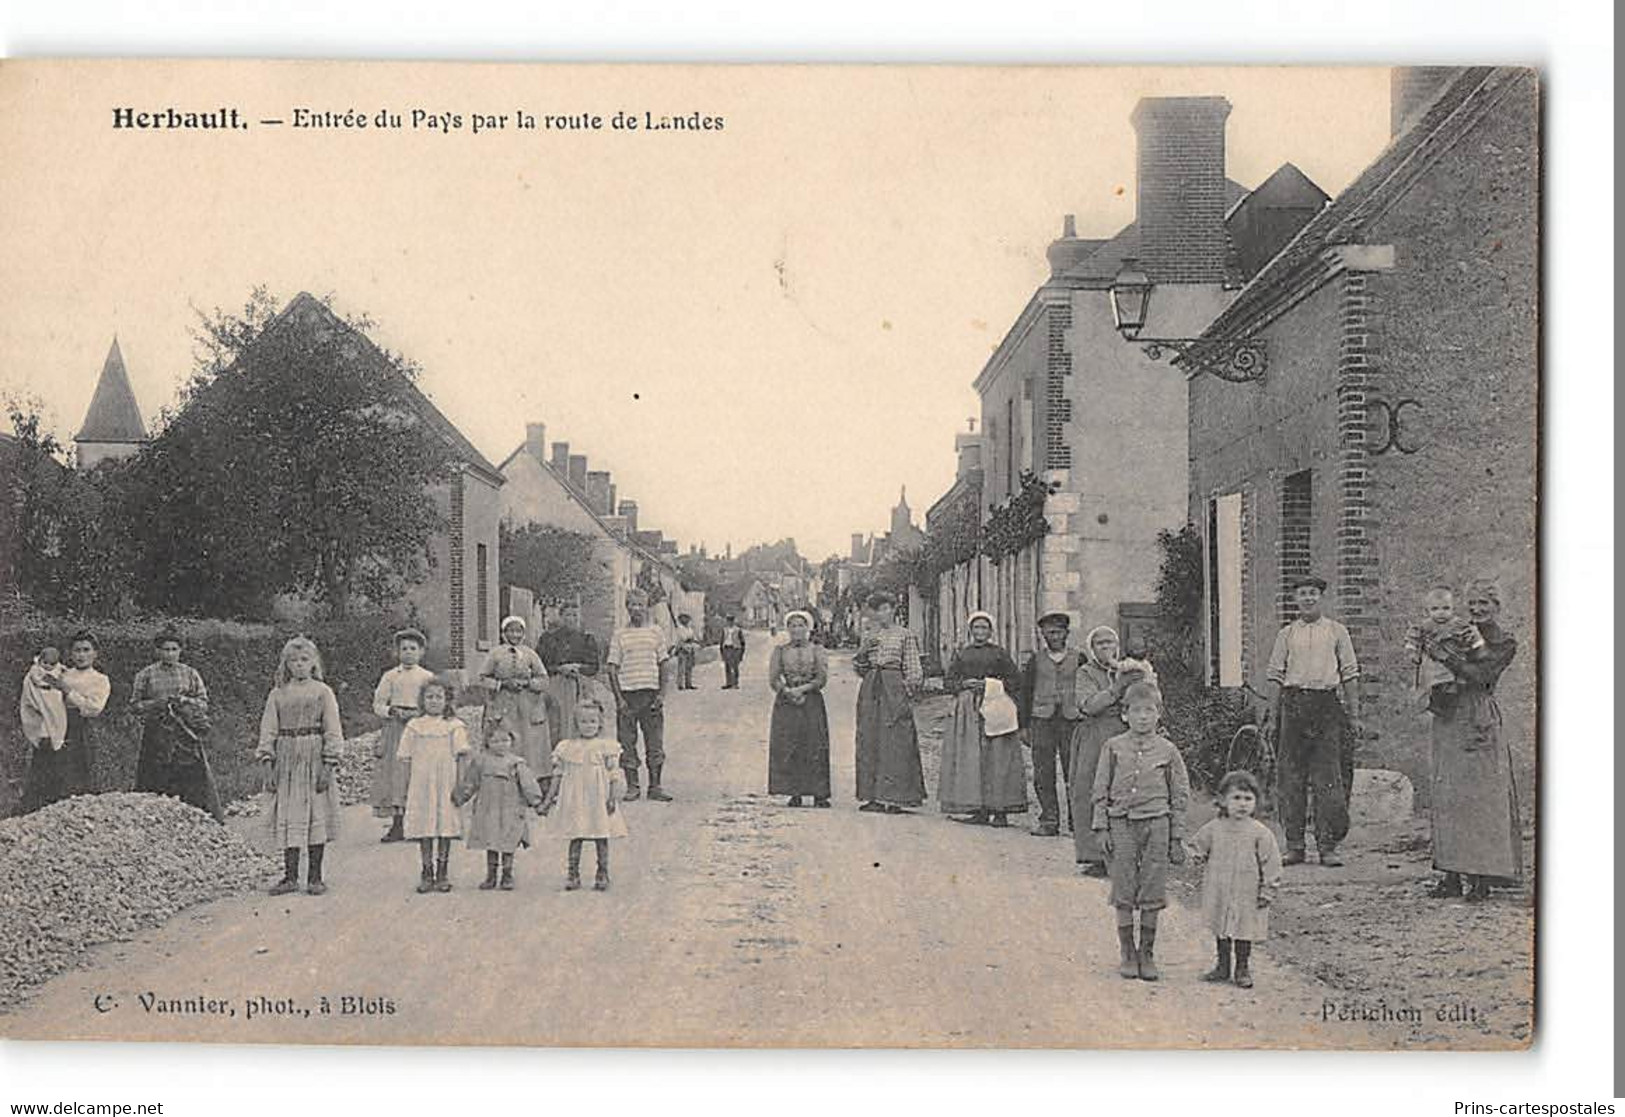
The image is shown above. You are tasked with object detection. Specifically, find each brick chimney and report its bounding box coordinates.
[567,454,588,495]
[851,533,865,562]
[1130,96,1232,283]
[607,483,618,518]
[550,441,570,474]
[524,422,547,462]
[1046,214,1093,278]
[1390,67,1458,137]
[586,470,613,515]
[618,500,639,533]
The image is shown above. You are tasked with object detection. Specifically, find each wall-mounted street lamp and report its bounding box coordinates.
[1109,258,1268,383]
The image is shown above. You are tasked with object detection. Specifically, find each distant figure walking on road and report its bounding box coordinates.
[608,590,673,802]
[853,592,925,814]
[766,610,831,808]
[719,615,747,689]
[673,613,699,690]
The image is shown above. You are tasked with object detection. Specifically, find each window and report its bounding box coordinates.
[1208,493,1244,686]
[476,543,490,644]
[1279,470,1312,624]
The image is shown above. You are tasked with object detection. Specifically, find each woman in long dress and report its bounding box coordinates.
[1068,626,1147,876]
[1420,578,1522,903]
[854,592,925,814]
[131,627,223,822]
[537,602,602,745]
[478,616,552,778]
[767,610,831,807]
[22,631,111,811]
[938,611,1026,827]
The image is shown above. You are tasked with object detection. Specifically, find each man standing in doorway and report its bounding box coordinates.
[1267,575,1361,867]
[719,614,747,689]
[608,590,673,802]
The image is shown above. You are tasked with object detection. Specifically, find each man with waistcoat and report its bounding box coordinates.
[1018,611,1083,838]
[1267,575,1361,867]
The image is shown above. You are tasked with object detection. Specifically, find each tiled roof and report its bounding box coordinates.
[1200,68,1514,339]
[267,293,504,483]
[75,338,149,443]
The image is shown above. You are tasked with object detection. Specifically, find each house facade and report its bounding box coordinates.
[499,422,692,646]
[960,96,1327,661]
[1186,67,1538,797]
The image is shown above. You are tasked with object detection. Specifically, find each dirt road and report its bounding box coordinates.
[4,640,1447,1049]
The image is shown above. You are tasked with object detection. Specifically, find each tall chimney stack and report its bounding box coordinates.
[1390,67,1458,137]
[1131,96,1232,283]
[525,422,547,462]
[618,500,639,533]
[567,454,589,495]
[586,470,613,515]
[550,441,570,474]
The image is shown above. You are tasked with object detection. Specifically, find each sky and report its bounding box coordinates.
[0,63,1392,560]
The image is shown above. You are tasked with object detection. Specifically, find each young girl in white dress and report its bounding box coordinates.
[1188,769,1284,989]
[540,695,627,891]
[397,675,472,894]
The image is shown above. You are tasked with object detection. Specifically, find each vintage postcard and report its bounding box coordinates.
[0,61,1537,1050]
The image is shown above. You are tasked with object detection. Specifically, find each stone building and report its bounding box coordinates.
[1185,67,1538,796]
[74,338,149,468]
[964,95,1327,659]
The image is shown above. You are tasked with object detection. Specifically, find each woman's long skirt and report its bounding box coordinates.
[487,689,552,775]
[854,669,925,807]
[937,690,1027,814]
[370,717,411,817]
[134,719,224,822]
[545,673,586,744]
[1068,716,1116,863]
[1430,692,1522,879]
[22,710,93,812]
[266,733,341,848]
[768,692,831,798]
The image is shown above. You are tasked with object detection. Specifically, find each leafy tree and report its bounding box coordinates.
[2,401,133,616]
[128,289,456,617]
[500,524,608,609]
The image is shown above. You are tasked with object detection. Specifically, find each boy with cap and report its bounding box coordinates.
[1017,611,1083,837]
[1266,575,1361,866]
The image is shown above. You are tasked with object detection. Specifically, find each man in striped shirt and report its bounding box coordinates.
[609,590,673,802]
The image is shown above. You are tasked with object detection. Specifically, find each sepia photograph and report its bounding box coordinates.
[0,50,1549,1063]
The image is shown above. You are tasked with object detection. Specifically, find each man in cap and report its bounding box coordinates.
[607,589,674,801]
[1017,611,1083,837]
[719,613,747,689]
[1267,574,1361,867]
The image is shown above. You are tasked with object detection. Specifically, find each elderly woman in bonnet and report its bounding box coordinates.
[1068,625,1150,876]
[478,616,552,779]
[767,610,832,807]
[938,611,1026,827]
[1418,577,1522,903]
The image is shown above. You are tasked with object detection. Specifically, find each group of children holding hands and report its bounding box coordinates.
[256,627,625,898]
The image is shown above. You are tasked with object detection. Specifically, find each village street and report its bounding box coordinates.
[8,640,1412,1050]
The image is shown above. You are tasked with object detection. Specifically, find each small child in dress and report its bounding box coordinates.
[1188,770,1283,989]
[19,645,68,751]
[540,695,627,891]
[397,675,472,894]
[1404,586,1484,696]
[1090,681,1190,982]
[371,627,436,843]
[453,726,545,891]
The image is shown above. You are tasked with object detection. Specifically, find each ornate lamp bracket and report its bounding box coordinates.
[1139,337,1268,383]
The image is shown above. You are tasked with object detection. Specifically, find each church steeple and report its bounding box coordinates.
[75,337,149,469]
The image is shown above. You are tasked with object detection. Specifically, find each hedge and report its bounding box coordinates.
[1,613,438,817]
